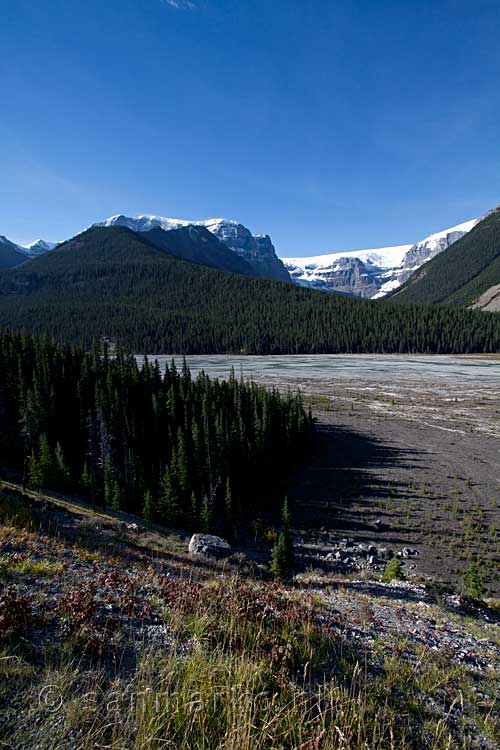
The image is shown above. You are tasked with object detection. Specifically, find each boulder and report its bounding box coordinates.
[400,547,418,558]
[377,547,393,561]
[188,533,232,558]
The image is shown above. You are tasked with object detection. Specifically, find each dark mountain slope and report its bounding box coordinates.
[141,225,254,275]
[1,225,500,354]
[390,206,500,305]
[0,235,28,270]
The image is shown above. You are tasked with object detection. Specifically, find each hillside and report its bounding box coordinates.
[94,213,291,282]
[0,479,498,749]
[140,224,255,275]
[390,207,500,306]
[0,235,28,270]
[1,225,500,353]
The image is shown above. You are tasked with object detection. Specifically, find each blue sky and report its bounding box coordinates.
[1,0,500,256]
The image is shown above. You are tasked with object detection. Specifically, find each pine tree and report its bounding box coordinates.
[189,491,199,530]
[108,479,121,511]
[54,442,71,488]
[224,477,235,540]
[270,498,294,580]
[201,494,213,533]
[176,429,190,497]
[143,489,157,522]
[38,434,55,487]
[81,462,92,493]
[28,449,43,489]
[158,467,181,526]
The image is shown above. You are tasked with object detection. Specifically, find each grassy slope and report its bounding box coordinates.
[391,206,500,305]
[0,483,499,749]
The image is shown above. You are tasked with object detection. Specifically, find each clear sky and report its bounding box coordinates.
[1,0,500,256]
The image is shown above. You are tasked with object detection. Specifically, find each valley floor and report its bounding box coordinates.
[255,371,500,596]
[1,359,499,749]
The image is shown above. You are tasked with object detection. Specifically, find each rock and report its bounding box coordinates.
[209,221,291,282]
[377,548,393,561]
[126,523,140,533]
[188,534,231,558]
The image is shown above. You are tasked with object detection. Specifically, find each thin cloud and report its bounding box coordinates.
[162,0,197,8]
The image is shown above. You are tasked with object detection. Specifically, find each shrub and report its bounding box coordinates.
[383,557,405,583]
[464,561,484,600]
[0,586,29,636]
[60,584,96,632]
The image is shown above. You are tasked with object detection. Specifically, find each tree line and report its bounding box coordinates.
[0,329,313,536]
[1,226,500,354]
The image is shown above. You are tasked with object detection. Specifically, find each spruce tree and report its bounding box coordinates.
[38,434,55,487]
[270,498,294,580]
[176,429,190,497]
[224,477,235,540]
[81,462,92,493]
[189,491,199,530]
[158,467,181,526]
[28,449,43,490]
[143,489,157,522]
[201,494,213,533]
[54,442,71,489]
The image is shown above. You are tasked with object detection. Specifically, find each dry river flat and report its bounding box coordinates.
[150,354,500,593]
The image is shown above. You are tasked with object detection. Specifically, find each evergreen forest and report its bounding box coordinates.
[1,226,500,353]
[0,328,313,536]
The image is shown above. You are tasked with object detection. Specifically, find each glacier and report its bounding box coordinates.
[282,218,479,299]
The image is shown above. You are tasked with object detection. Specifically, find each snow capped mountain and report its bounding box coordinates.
[24,239,58,256]
[94,215,291,282]
[282,218,479,299]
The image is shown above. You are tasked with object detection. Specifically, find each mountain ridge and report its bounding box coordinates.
[283,217,479,299]
[389,206,500,307]
[93,214,291,282]
[1,225,500,354]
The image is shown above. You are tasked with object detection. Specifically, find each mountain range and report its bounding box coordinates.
[282,218,479,299]
[0,236,59,270]
[1,212,483,297]
[1,223,498,355]
[93,215,290,282]
[2,204,500,311]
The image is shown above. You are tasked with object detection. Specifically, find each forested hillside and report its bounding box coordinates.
[0,329,312,535]
[391,206,500,305]
[0,236,27,270]
[139,224,255,275]
[1,226,500,353]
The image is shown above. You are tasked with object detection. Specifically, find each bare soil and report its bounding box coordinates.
[256,373,500,595]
